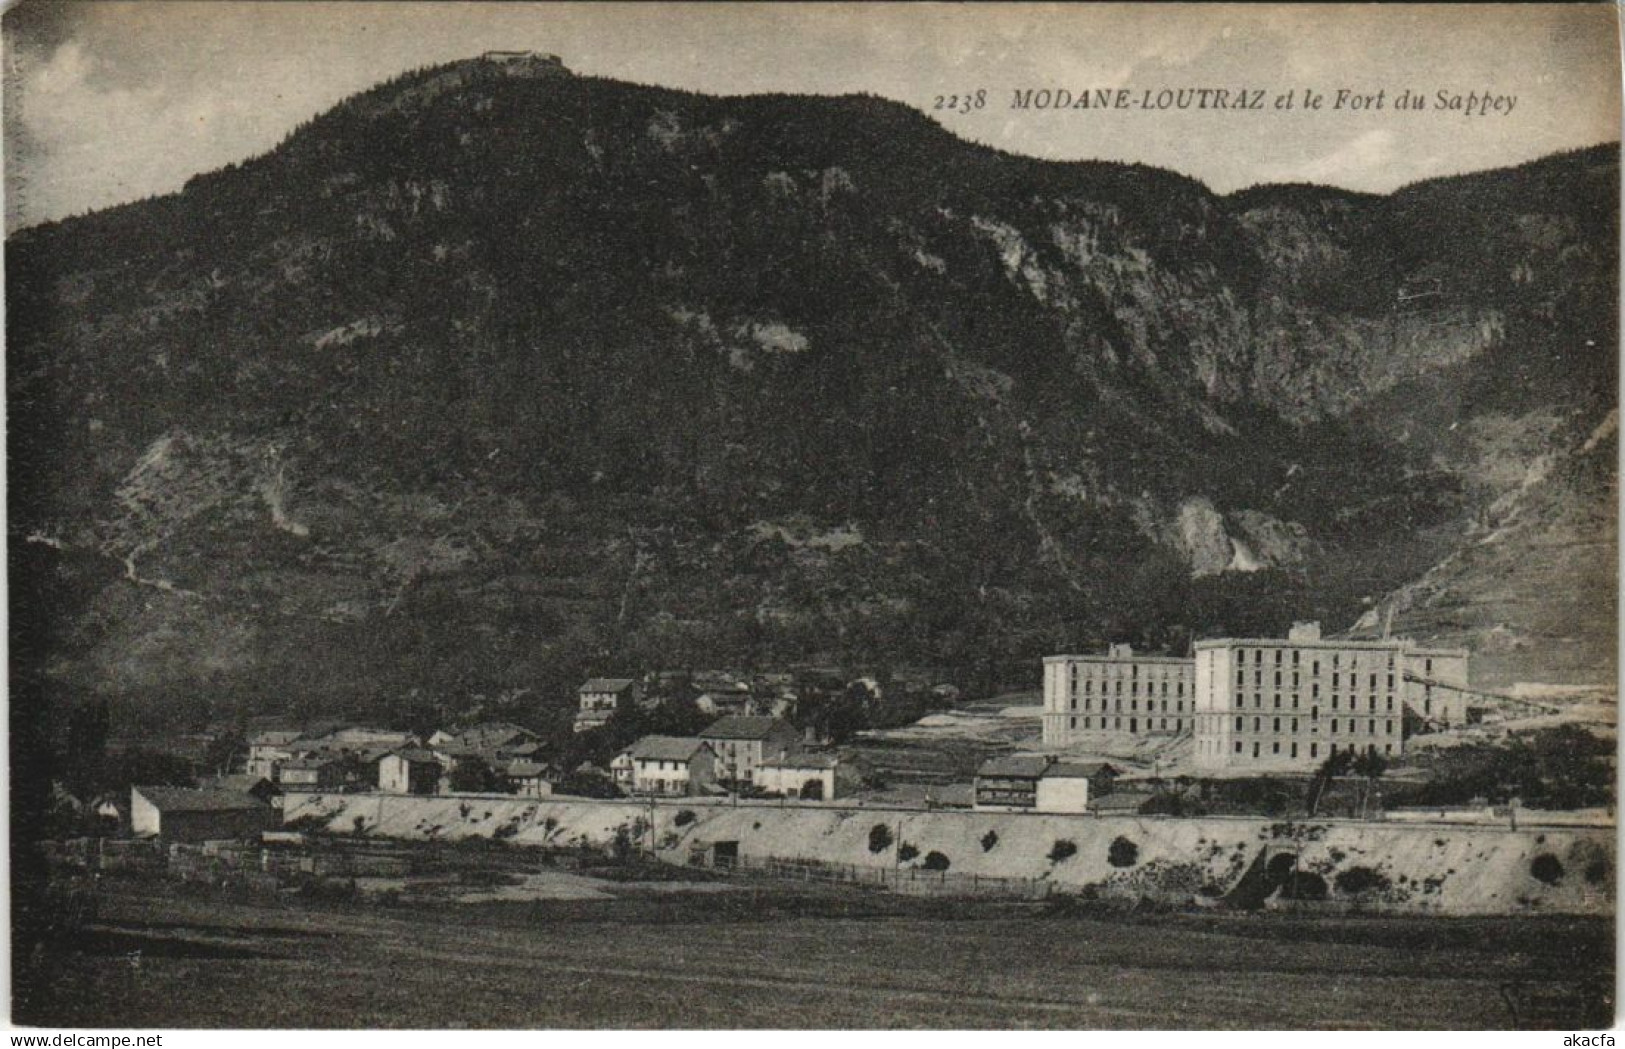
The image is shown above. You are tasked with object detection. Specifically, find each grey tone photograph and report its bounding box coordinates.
[5,0,1619,1030]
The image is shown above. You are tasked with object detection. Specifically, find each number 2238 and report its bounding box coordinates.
[933,90,987,114]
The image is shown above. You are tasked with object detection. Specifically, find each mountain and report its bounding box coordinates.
[8,55,1617,733]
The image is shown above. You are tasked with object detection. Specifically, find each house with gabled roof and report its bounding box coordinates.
[699,716,800,787]
[378,748,443,795]
[974,755,1119,812]
[130,785,277,841]
[247,729,303,779]
[277,754,346,791]
[623,735,717,796]
[575,677,643,733]
[756,751,859,800]
[504,759,558,798]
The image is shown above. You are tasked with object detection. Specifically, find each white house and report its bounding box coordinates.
[1034,762,1099,813]
[575,677,642,733]
[246,730,302,780]
[755,753,856,800]
[625,736,717,796]
[130,786,276,842]
[378,749,442,794]
[505,760,556,798]
[699,716,800,786]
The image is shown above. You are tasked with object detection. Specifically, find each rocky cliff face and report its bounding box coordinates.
[8,56,1616,729]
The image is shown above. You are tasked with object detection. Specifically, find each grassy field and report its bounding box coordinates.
[13,876,1613,1029]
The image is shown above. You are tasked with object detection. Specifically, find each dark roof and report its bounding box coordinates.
[205,774,275,794]
[249,730,302,746]
[701,715,794,740]
[505,760,554,778]
[134,786,269,813]
[388,748,441,764]
[281,754,343,770]
[1091,791,1153,812]
[977,755,1055,779]
[1046,761,1119,779]
[629,735,710,762]
[579,677,637,693]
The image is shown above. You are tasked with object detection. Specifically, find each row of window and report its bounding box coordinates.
[1230,648,1396,670]
[1225,693,1395,713]
[638,759,690,772]
[1066,663,1189,680]
[1071,679,1187,697]
[1236,669,1395,691]
[1209,740,1395,760]
[1066,698,1186,714]
[1221,715,1395,735]
[1064,716,1187,733]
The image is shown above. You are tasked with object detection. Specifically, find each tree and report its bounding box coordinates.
[61,699,110,799]
[554,769,622,799]
[1305,749,1355,817]
[1351,749,1388,819]
[204,727,247,778]
[446,755,505,793]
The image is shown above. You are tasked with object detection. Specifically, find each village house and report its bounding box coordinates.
[505,760,557,797]
[130,785,278,842]
[699,715,801,787]
[624,735,717,796]
[1035,761,1114,813]
[202,773,279,805]
[574,677,643,733]
[609,749,635,789]
[246,729,302,780]
[973,756,1120,812]
[755,752,858,800]
[695,690,755,717]
[276,754,346,791]
[1090,790,1155,815]
[378,749,442,795]
[450,722,540,755]
[90,793,128,833]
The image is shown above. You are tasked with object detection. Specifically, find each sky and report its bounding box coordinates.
[3,1,1620,231]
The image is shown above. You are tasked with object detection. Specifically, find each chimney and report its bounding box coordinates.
[1288,621,1322,642]
[1108,642,1134,658]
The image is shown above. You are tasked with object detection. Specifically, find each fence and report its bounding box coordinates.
[711,854,1055,900]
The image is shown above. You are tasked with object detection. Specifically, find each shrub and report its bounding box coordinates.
[922,851,950,871]
[897,843,919,863]
[1048,839,1078,863]
[980,829,999,852]
[1333,866,1391,895]
[1284,872,1329,900]
[1107,836,1139,868]
[1142,793,1206,817]
[1585,858,1610,884]
[1531,854,1565,886]
[674,809,697,827]
[868,824,894,854]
